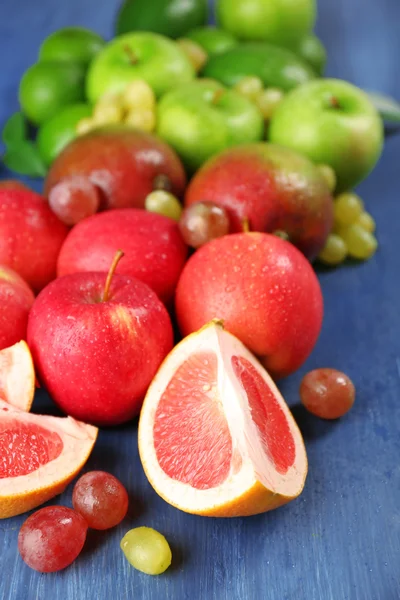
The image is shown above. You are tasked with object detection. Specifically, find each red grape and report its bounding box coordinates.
[300,368,355,419]
[18,506,88,572]
[48,175,101,226]
[72,471,129,530]
[179,201,230,248]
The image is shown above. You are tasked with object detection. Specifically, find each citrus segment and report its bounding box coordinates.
[231,355,295,475]
[154,351,233,490]
[0,341,35,412]
[0,421,63,479]
[0,400,98,519]
[139,321,308,517]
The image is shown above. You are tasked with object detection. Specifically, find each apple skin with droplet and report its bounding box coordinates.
[185,143,334,260]
[175,232,323,379]
[28,271,174,426]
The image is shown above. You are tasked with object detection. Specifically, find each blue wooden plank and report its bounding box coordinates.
[0,0,399,599]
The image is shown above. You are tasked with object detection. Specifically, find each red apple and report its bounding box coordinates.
[0,188,68,292]
[185,143,334,260]
[44,127,187,214]
[57,208,188,305]
[28,252,174,426]
[0,265,35,350]
[175,232,323,378]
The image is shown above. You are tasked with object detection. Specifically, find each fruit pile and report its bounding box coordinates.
[0,0,388,578]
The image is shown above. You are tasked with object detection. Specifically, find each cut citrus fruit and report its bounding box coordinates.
[0,400,98,518]
[139,321,307,517]
[0,341,35,411]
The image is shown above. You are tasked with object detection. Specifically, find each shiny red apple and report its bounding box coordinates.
[185,143,334,260]
[44,127,187,219]
[28,252,174,426]
[0,188,68,292]
[175,232,323,378]
[0,265,35,350]
[57,208,188,305]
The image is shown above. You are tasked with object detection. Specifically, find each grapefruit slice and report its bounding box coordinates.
[0,341,35,411]
[0,400,98,518]
[139,321,307,517]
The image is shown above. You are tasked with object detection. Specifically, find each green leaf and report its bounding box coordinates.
[2,112,27,146]
[367,91,400,124]
[2,141,47,178]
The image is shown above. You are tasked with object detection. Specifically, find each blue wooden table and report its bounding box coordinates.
[0,1,399,599]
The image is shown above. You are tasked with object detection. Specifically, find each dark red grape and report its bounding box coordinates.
[300,368,355,419]
[72,471,129,530]
[18,506,88,572]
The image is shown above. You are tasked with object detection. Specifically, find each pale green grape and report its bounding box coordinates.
[317,164,337,193]
[318,234,347,265]
[256,88,284,120]
[342,224,378,260]
[334,192,364,226]
[234,76,264,101]
[120,527,172,575]
[177,39,208,73]
[145,190,183,221]
[123,80,156,111]
[356,211,376,233]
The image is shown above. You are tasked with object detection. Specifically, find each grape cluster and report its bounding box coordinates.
[318,192,378,265]
[234,76,285,120]
[76,79,157,135]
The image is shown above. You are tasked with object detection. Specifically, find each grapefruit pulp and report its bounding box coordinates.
[0,400,97,518]
[139,321,307,517]
[0,341,35,411]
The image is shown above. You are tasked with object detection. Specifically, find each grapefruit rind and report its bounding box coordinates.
[0,400,98,519]
[0,341,35,412]
[138,321,308,518]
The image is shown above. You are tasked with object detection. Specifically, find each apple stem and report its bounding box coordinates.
[273,230,289,241]
[329,95,340,109]
[102,250,124,303]
[153,173,172,192]
[242,218,250,233]
[123,44,138,65]
[212,89,225,105]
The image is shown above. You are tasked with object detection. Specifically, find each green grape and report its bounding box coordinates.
[234,76,264,101]
[256,88,284,120]
[123,80,156,112]
[341,224,378,260]
[318,234,348,265]
[334,192,364,226]
[317,164,337,193]
[120,527,172,575]
[145,190,183,221]
[125,108,157,133]
[356,211,376,233]
[177,39,208,73]
[93,102,123,125]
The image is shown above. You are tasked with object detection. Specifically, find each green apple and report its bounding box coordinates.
[269,79,384,192]
[37,103,92,166]
[185,26,238,56]
[38,27,105,66]
[295,33,327,76]
[19,61,86,125]
[156,79,264,172]
[203,43,315,92]
[216,0,316,47]
[86,32,195,102]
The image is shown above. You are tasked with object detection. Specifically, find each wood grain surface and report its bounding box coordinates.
[0,0,399,598]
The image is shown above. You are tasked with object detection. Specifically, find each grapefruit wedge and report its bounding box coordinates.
[0,400,98,518]
[139,321,307,518]
[0,341,35,411]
